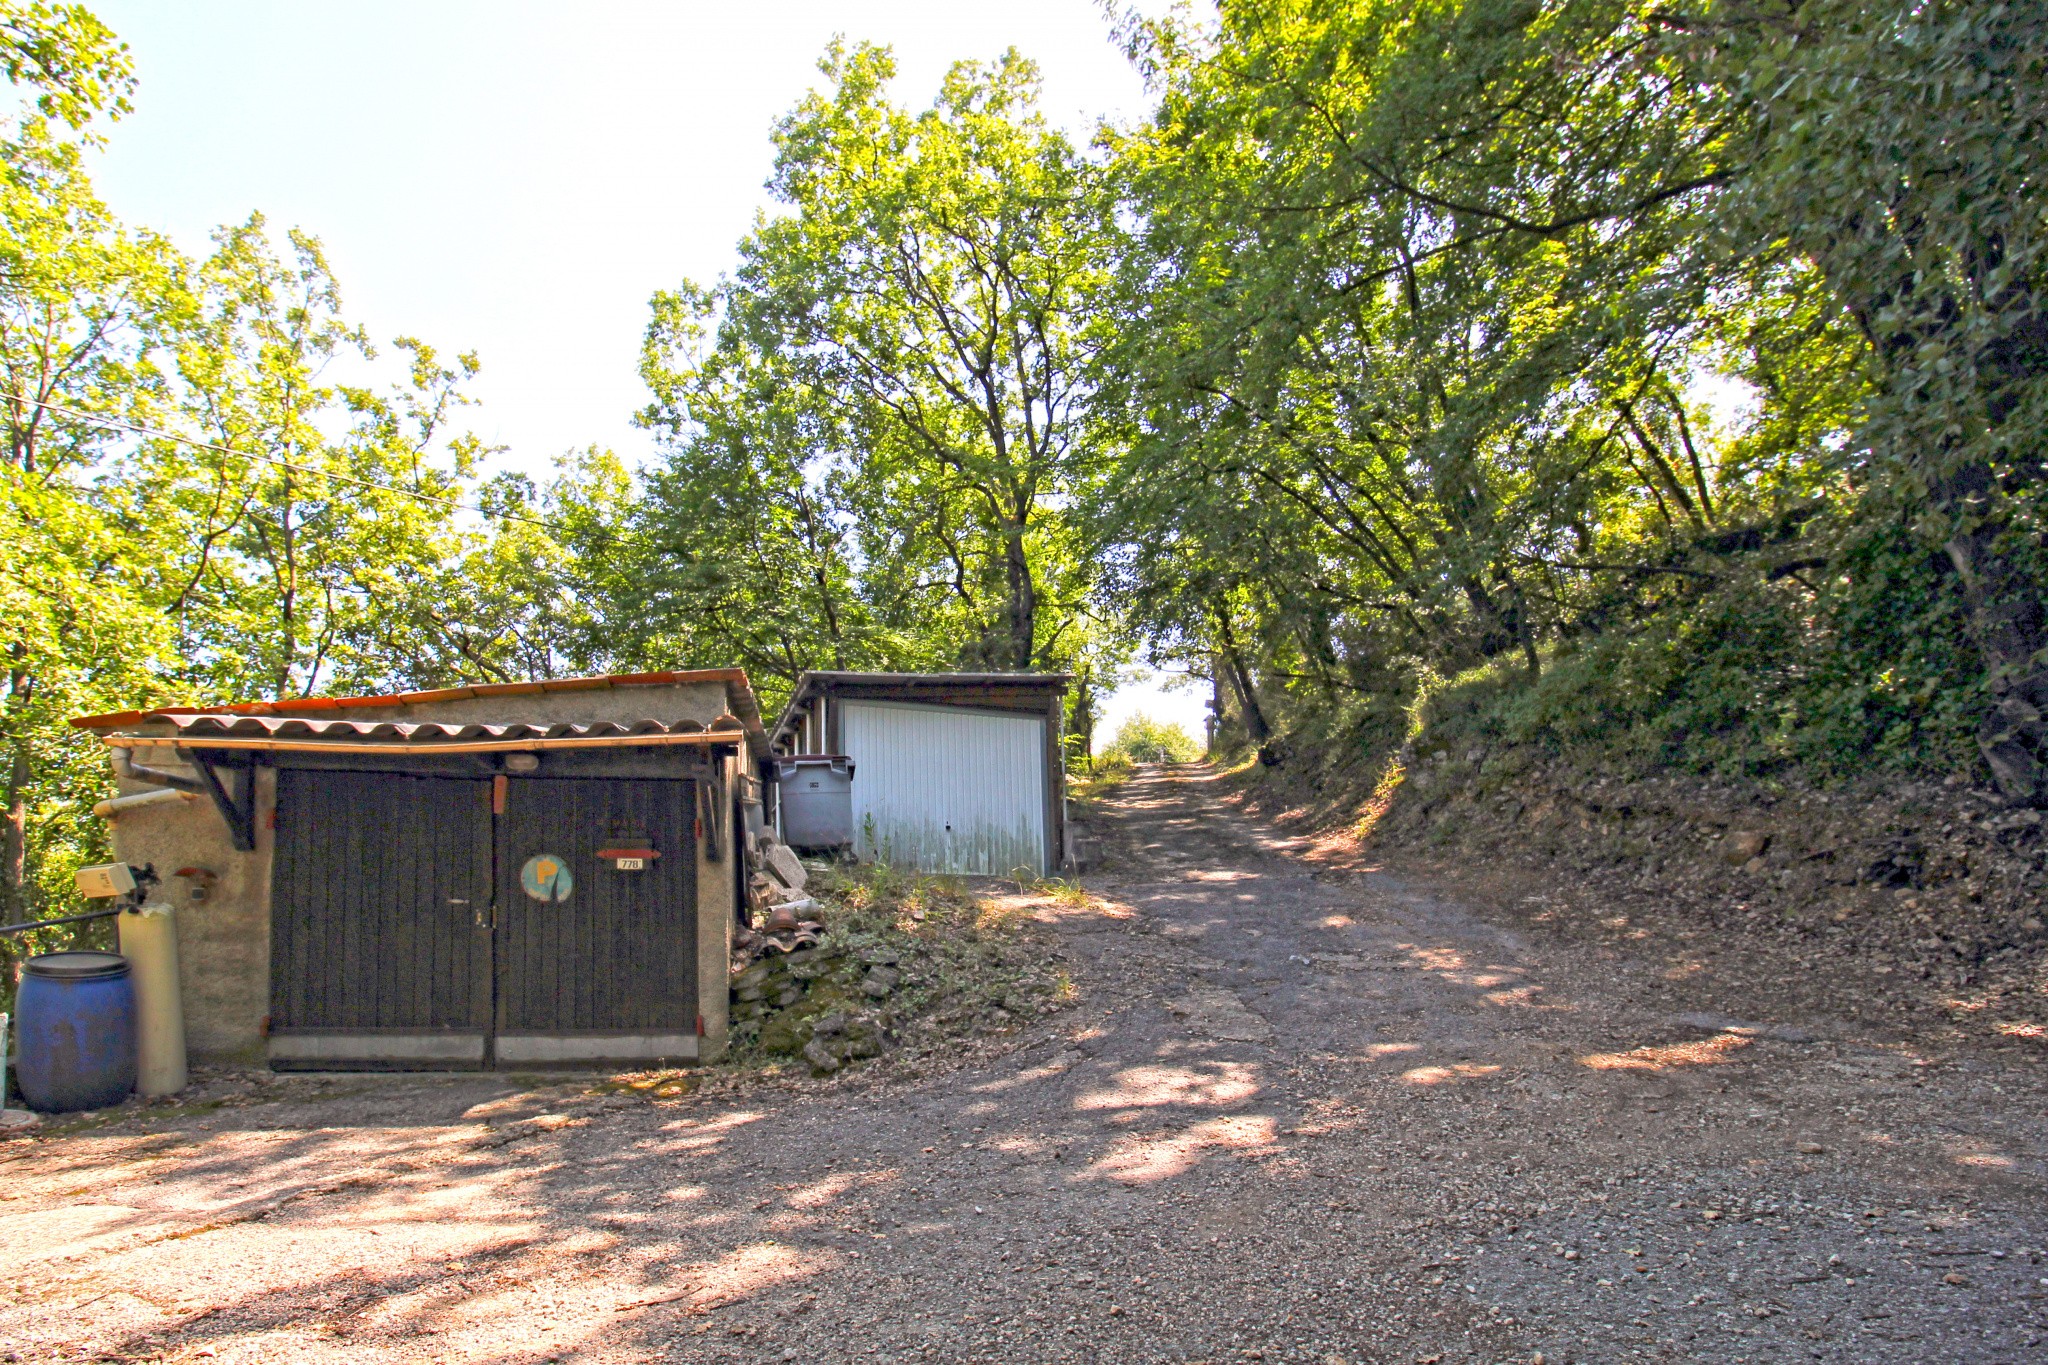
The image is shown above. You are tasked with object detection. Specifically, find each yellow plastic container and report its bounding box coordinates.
[118,904,188,1097]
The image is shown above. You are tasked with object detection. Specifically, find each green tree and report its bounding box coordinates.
[1688,0,2048,795]
[0,0,131,139]
[149,216,493,699]
[629,283,878,687]
[1103,0,1750,683]
[0,124,183,919]
[0,0,152,941]
[637,42,1112,688]
[1102,711,1201,764]
[1094,0,2039,790]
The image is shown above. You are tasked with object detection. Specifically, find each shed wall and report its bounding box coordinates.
[105,760,274,1062]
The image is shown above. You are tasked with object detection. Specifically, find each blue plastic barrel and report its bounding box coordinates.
[15,951,136,1113]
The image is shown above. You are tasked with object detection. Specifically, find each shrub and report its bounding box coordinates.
[1101,712,1203,763]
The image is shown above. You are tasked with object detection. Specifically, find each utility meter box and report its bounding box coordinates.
[776,755,854,850]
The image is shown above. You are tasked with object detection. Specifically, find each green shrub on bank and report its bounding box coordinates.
[1101,712,1203,764]
[1402,528,1989,781]
[1251,512,1999,788]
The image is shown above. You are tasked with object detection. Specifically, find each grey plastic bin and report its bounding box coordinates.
[776,755,854,849]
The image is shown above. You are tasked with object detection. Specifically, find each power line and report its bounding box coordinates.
[0,388,560,530]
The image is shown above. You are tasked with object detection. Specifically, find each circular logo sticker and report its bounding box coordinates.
[520,853,573,903]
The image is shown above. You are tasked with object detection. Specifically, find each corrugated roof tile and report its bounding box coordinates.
[70,668,769,758]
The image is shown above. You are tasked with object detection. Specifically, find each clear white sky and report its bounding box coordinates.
[1095,666,1211,753]
[88,1,1160,468]
[85,0,1209,742]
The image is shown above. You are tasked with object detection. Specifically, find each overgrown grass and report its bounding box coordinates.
[1069,751,1135,801]
[1026,876,1092,909]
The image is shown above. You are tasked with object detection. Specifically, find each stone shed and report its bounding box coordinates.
[71,669,769,1070]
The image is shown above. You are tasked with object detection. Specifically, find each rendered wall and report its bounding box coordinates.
[104,759,275,1063]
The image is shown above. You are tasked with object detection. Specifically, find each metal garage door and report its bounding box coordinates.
[842,701,1047,875]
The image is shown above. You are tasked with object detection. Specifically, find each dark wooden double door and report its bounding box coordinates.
[269,771,698,1068]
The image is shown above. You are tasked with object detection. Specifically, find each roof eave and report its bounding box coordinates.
[72,667,775,762]
[767,670,1072,750]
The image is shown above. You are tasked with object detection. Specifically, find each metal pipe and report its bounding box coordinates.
[111,746,206,793]
[92,788,198,817]
[0,907,121,936]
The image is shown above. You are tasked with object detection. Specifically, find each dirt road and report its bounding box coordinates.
[6,764,2047,1363]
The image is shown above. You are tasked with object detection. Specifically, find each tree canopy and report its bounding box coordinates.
[5,0,2045,951]
[631,43,1114,690]
[1092,0,2046,791]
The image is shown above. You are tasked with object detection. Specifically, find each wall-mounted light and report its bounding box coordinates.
[503,753,541,774]
[76,862,138,898]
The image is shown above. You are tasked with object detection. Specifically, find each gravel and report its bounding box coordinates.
[3,763,2044,1363]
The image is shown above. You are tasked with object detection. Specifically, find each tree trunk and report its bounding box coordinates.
[3,664,30,919]
[1070,669,1096,768]
[1004,522,1036,670]
[1939,462,2048,800]
[1208,656,1224,753]
[4,745,27,920]
[1460,577,1514,662]
[1500,568,1541,681]
[1947,260,2048,801]
[1212,610,1271,744]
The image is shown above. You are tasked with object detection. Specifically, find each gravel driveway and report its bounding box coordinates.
[6,763,2047,1364]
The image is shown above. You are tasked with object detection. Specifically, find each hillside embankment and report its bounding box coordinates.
[1227,741,2048,1053]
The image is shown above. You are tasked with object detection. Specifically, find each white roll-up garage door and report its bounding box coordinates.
[841,701,1047,875]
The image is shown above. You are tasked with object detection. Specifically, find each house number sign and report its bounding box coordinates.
[520,854,574,903]
[595,837,661,873]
